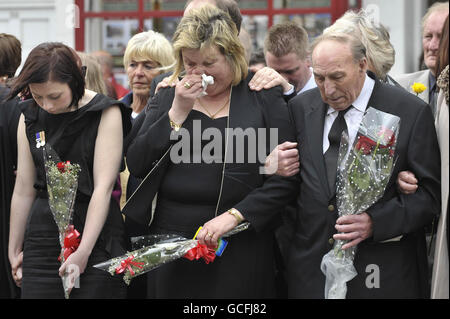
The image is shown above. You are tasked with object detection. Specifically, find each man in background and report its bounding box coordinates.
[395,1,448,115]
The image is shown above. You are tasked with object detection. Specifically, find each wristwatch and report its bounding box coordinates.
[227,208,244,224]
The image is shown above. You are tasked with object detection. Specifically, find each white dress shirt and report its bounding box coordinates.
[323,74,375,154]
[298,68,317,95]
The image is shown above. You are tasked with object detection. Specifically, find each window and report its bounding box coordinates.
[75,0,360,78]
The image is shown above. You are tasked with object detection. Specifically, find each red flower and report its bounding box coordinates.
[56,161,71,173]
[57,162,66,173]
[355,136,377,155]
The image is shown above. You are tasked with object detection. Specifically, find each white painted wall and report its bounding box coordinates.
[0,0,75,73]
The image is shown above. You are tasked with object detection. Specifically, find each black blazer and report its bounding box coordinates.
[123,73,299,234]
[149,72,173,99]
[287,73,441,298]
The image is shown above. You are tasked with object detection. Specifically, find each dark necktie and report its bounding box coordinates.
[324,107,351,194]
[429,83,437,117]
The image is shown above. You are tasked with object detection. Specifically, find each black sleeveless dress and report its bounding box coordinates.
[20,94,131,299]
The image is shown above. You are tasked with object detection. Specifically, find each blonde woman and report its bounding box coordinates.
[120,30,175,213]
[122,30,174,119]
[124,5,296,298]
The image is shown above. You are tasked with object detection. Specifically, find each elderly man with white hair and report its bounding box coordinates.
[285,31,440,298]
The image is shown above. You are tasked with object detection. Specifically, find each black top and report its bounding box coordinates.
[22,94,131,197]
[19,94,131,298]
[152,111,227,236]
[124,73,299,298]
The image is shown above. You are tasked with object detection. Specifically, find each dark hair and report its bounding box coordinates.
[9,42,85,106]
[436,15,449,78]
[0,33,22,78]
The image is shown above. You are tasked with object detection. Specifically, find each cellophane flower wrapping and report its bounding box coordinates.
[320,107,400,299]
[43,144,81,299]
[94,222,250,285]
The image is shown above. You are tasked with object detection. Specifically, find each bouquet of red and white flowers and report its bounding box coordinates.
[94,223,250,285]
[320,107,401,299]
[42,142,81,299]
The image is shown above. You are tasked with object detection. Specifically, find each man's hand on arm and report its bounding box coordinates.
[265,141,299,176]
[397,170,418,195]
[249,67,293,93]
[155,76,178,95]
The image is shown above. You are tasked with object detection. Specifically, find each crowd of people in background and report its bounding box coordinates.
[0,0,448,299]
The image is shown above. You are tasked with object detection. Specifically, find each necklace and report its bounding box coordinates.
[196,89,232,119]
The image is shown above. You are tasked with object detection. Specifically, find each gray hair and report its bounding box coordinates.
[323,9,395,80]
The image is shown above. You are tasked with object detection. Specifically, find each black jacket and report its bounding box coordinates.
[122,73,299,234]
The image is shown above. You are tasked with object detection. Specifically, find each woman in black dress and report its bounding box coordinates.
[124,5,298,298]
[8,42,131,298]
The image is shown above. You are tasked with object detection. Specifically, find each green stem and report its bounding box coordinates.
[372,131,384,159]
[348,148,362,174]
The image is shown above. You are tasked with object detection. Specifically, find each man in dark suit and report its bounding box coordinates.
[285,33,441,298]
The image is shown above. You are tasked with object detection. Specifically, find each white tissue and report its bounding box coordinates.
[199,74,214,97]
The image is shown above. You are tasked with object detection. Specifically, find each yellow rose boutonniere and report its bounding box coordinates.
[411,82,427,96]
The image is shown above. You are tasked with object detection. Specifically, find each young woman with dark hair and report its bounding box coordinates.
[8,42,131,299]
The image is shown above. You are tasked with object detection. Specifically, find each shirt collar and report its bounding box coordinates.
[298,68,317,95]
[327,73,375,115]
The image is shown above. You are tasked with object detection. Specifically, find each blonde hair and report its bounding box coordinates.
[123,30,175,73]
[422,2,449,34]
[170,4,248,86]
[323,9,395,80]
[77,51,108,95]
